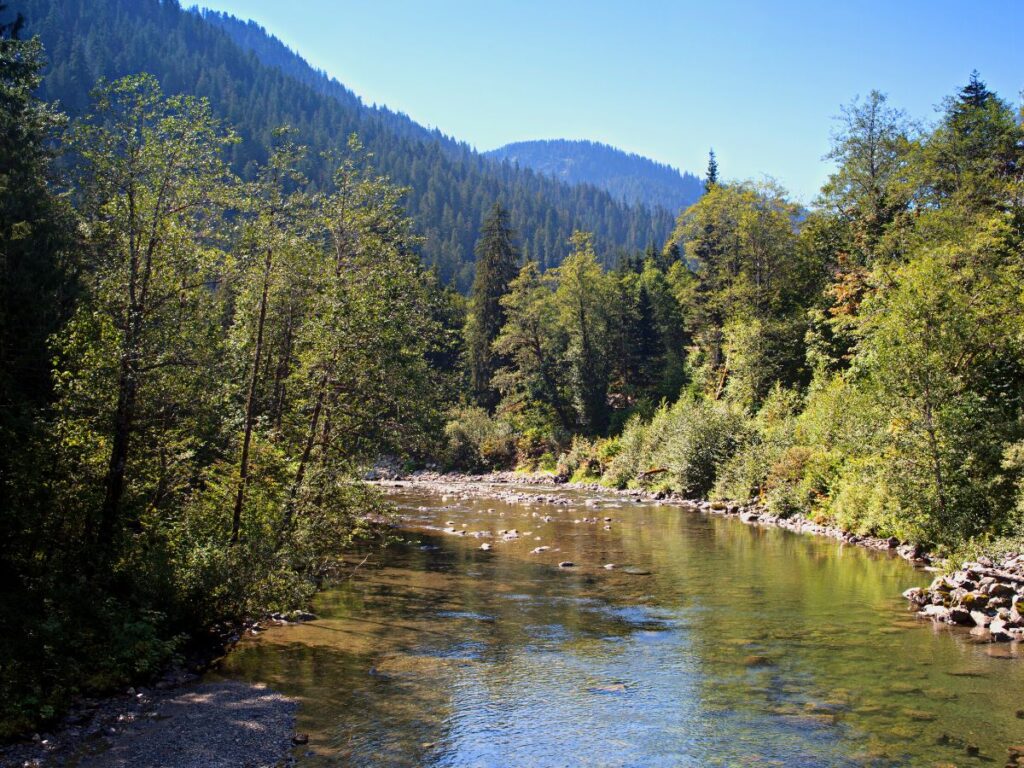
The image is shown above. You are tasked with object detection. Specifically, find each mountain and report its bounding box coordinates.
[13,0,675,291]
[487,140,703,214]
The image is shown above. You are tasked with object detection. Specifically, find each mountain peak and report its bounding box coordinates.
[486,139,703,213]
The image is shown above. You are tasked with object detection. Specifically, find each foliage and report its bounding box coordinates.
[0,70,447,737]
[465,203,520,408]
[442,405,517,471]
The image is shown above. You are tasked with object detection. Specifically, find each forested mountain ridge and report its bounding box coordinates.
[487,139,704,213]
[12,0,675,290]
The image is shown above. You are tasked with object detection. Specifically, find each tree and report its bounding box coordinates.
[465,203,519,408]
[229,133,310,545]
[704,148,718,193]
[0,10,74,472]
[493,262,573,432]
[553,231,615,433]
[63,74,236,556]
[818,90,914,265]
[916,71,1023,217]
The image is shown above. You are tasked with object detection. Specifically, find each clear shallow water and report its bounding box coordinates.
[217,485,1024,767]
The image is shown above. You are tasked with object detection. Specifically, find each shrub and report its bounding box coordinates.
[713,385,799,504]
[442,406,517,471]
[604,396,744,496]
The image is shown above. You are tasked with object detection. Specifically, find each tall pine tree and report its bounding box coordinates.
[466,203,519,408]
[704,149,718,193]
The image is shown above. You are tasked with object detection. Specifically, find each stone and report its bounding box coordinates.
[903,587,927,605]
[292,733,309,745]
[989,618,1012,642]
[988,582,1017,599]
[961,591,989,610]
[557,561,574,568]
[479,543,491,551]
[948,607,975,626]
[970,611,993,628]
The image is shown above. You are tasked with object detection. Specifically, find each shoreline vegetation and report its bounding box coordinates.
[3,0,1024,750]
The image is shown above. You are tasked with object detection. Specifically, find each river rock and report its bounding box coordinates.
[989,618,1012,641]
[970,611,992,628]
[949,607,975,626]
[558,561,574,568]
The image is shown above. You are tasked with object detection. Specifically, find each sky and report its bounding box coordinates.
[196,1,1024,203]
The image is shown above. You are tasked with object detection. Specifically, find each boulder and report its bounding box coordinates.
[960,591,989,610]
[970,611,993,628]
[989,618,1012,642]
[948,607,975,626]
[987,582,1017,599]
[921,605,950,621]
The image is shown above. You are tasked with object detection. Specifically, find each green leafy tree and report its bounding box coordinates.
[493,261,573,432]
[704,148,718,193]
[553,231,615,434]
[62,74,236,557]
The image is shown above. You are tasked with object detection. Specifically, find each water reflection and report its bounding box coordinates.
[217,485,1024,767]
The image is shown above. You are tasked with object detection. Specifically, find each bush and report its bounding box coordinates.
[604,396,744,497]
[713,386,799,504]
[557,436,618,482]
[442,406,517,471]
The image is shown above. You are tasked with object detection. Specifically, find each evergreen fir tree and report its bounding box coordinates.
[704,149,718,193]
[466,203,520,408]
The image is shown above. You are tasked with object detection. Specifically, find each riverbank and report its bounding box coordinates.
[0,612,320,768]
[382,469,933,563]
[383,470,1024,645]
[0,677,298,768]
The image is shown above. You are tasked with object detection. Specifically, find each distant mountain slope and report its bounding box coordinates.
[487,140,703,214]
[13,0,674,290]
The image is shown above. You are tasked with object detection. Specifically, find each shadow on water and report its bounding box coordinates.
[217,487,1024,767]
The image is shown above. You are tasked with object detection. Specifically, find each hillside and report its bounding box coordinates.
[13,0,674,290]
[487,139,703,213]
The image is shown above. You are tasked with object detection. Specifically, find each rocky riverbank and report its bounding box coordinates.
[903,556,1024,643]
[382,469,933,564]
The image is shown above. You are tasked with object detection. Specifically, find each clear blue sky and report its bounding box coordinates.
[197,0,1023,203]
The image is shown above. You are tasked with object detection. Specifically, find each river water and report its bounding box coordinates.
[218,483,1024,767]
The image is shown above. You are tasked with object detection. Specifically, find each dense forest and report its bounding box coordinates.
[10,0,676,291]
[486,139,704,213]
[2,0,1023,747]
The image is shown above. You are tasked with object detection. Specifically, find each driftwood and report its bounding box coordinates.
[638,467,668,480]
[970,565,1024,586]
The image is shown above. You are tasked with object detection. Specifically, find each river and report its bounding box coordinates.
[216,482,1024,767]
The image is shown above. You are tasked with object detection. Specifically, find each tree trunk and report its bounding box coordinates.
[98,352,138,553]
[231,248,272,545]
[280,384,325,537]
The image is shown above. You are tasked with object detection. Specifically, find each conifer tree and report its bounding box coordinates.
[465,203,519,408]
[704,149,719,193]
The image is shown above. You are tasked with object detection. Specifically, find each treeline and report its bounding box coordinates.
[0,16,460,733]
[451,75,1024,556]
[13,0,675,291]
